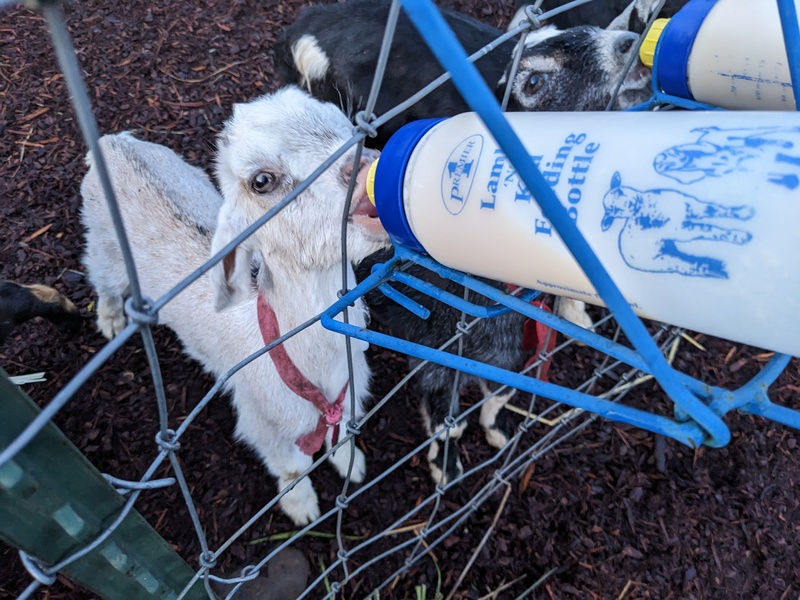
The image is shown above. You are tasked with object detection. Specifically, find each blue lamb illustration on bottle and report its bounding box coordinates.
[653,126,800,189]
[601,172,754,279]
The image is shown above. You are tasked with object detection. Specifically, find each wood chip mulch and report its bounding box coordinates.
[1,1,798,598]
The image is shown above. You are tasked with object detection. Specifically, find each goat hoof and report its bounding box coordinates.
[97,297,127,339]
[279,478,321,526]
[97,315,127,340]
[427,440,463,485]
[557,298,593,330]
[478,387,516,449]
[484,425,510,449]
[328,443,366,484]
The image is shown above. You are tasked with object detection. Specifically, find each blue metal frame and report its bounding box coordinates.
[321,0,800,448]
[778,0,800,96]
[323,248,797,447]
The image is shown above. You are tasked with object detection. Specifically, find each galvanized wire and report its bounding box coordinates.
[4,0,798,599]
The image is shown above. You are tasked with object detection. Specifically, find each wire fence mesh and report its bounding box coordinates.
[2,0,800,598]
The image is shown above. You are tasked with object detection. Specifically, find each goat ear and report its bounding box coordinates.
[610,0,663,33]
[607,0,636,30]
[209,204,255,311]
[611,171,622,189]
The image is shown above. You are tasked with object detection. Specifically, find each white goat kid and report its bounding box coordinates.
[81,87,388,525]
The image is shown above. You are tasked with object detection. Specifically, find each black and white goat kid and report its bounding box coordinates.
[274,0,651,147]
[81,87,388,525]
[510,0,685,33]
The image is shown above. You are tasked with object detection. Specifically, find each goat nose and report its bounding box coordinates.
[360,147,380,164]
[614,32,638,56]
[342,149,379,179]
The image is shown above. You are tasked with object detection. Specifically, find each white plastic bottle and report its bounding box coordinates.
[367,112,800,356]
[639,0,798,110]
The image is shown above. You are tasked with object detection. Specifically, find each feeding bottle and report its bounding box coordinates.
[366,111,800,356]
[639,0,799,110]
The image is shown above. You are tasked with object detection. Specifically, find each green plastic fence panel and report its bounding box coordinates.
[0,369,210,600]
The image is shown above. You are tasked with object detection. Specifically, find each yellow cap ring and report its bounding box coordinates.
[639,18,670,68]
[366,159,379,206]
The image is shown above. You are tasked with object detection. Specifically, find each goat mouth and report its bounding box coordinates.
[348,161,387,237]
[611,62,653,109]
[349,193,385,235]
[621,61,651,89]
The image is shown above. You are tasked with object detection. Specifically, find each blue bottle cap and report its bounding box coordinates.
[371,118,447,253]
[655,0,719,99]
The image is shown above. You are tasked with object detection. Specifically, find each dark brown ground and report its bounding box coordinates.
[1,1,799,598]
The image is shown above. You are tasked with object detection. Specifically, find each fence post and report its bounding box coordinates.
[0,369,210,599]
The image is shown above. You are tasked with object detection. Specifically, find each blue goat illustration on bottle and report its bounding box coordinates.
[653,126,800,189]
[601,172,754,279]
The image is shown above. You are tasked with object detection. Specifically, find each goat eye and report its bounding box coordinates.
[251,172,279,194]
[525,73,549,95]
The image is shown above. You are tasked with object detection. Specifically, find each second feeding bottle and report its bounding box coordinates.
[639,0,799,110]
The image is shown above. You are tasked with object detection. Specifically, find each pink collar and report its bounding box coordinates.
[257,294,346,455]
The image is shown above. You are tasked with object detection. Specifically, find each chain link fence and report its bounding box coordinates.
[2,0,799,598]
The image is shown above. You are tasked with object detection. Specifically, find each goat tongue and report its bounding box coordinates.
[349,156,386,236]
[349,191,385,237]
[351,194,378,218]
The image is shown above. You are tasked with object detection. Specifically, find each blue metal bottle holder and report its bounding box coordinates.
[322,0,800,449]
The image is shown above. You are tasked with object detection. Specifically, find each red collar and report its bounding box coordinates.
[257,294,346,455]
[504,285,556,383]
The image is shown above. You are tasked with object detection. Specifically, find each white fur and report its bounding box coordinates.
[81,87,389,525]
[555,297,594,331]
[507,4,533,33]
[510,0,660,33]
[522,22,562,46]
[607,0,666,31]
[426,441,446,484]
[477,383,517,449]
[420,405,468,485]
[292,35,331,92]
[607,0,637,31]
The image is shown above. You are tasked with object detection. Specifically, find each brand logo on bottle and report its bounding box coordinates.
[440,134,483,215]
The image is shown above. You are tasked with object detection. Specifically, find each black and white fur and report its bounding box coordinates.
[357,249,532,483]
[0,281,81,345]
[81,87,389,525]
[511,0,685,33]
[274,0,651,148]
[276,0,656,485]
